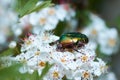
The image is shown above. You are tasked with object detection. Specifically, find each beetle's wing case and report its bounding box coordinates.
[60,32,89,44]
[59,34,73,44]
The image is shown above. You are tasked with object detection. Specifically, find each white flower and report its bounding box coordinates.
[87,42,97,50]
[91,58,107,76]
[0,0,19,46]
[19,4,75,34]
[75,45,96,66]
[105,72,117,80]
[0,32,6,44]
[37,52,53,75]
[0,0,14,9]
[12,24,22,36]
[98,28,119,55]
[29,13,58,34]
[44,64,65,80]
[55,5,67,21]
[82,13,119,55]
[28,5,67,32]
[81,13,107,51]
[52,51,77,70]
[73,70,93,80]
[0,56,14,67]
[7,11,18,25]
[16,48,53,74]
[82,13,107,39]
[63,4,76,21]
[65,70,74,79]
[19,65,34,74]
[19,15,30,28]
[15,32,57,74]
[9,41,17,48]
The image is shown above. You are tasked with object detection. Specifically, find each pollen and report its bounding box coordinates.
[82,71,90,79]
[25,40,32,45]
[53,71,59,78]
[61,58,66,63]
[91,29,97,35]
[35,51,40,55]
[81,55,88,62]
[39,17,46,25]
[48,8,55,15]
[38,61,46,67]
[108,38,116,47]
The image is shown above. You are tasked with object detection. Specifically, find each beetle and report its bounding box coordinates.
[50,32,89,52]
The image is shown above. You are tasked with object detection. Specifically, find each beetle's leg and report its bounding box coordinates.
[77,41,85,48]
[73,48,80,52]
[49,40,59,46]
[73,48,84,54]
[56,44,65,52]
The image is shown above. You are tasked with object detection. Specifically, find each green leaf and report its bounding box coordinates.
[31,70,39,80]
[0,63,22,80]
[0,46,20,57]
[0,48,14,57]
[21,70,39,80]
[0,62,41,80]
[18,0,52,18]
[27,1,53,14]
[39,62,53,80]
[18,0,38,18]
[15,0,29,12]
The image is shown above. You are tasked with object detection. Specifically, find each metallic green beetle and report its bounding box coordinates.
[50,32,89,52]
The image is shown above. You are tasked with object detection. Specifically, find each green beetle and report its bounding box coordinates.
[50,32,89,52]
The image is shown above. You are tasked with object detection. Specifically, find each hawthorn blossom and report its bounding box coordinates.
[19,4,75,34]
[28,5,67,33]
[82,13,119,55]
[82,13,107,51]
[0,0,20,46]
[44,64,65,80]
[82,13,107,41]
[73,70,93,80]
[98,28,119,55]
[15,32,57,74]
[14,32,106,80]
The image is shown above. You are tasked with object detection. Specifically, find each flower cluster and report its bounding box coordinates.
[20,4,75,34]
[0,0,24,51]
[14,32,107,80]
[82,13,119,55]
[0,0,75,47]
[0,0,19,45]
